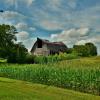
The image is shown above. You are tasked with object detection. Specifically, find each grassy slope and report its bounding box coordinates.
[0,77,100,100]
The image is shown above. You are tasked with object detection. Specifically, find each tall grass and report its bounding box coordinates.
[0,57,100,95]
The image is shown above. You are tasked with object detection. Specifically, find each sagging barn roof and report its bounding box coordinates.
[31,38,68,53]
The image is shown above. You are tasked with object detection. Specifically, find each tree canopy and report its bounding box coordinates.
[0,24,18,58]
[0,24,17,46]
[73,43,97,57]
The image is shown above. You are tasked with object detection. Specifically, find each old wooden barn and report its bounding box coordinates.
[31,38,68,56]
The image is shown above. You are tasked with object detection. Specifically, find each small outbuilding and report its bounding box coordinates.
[31,38,68,56]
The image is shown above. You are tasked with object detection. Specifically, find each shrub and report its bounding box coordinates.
[34,56,47,64]
[7,43,28,64]
[66,54,78,60]
[33,52,78,64]
[25,54,34,64]
[58,52,68,60]
[7,51,79,64]
[73,43,97,57]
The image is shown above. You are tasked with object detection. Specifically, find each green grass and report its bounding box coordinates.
[0,58,7,63]
[0,56,100,95]
[0,77,100,100]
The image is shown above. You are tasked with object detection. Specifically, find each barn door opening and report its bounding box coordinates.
[38,39,42,48]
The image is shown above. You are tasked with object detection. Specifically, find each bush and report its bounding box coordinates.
[7,50,26,64]
[25,54,34,64]
[33,52,79,64]
[47,54,59,63]
[58,53,68,60]
[7,51,78,64]
[66,54,78,60]
[34,56,47,64]
[73,43,97,57]
[7,43,28,64]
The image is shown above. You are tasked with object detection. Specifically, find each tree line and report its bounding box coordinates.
[67,43,97,57]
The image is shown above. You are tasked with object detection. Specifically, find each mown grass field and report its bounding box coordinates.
[0,77,100,100]
[0,56,100,96]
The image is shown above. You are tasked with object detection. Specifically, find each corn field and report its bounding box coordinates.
[0,57,100,95]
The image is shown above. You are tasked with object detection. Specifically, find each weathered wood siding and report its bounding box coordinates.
[33,44,50,56]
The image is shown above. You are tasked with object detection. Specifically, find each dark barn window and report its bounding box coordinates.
[50,50,53,55]
[38,39,42,48]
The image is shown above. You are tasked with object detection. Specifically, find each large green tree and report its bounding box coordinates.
[73,43,97,57]
[0,24,28,63]
[85,43,97,56]
[0,24,17,46]
[0,24,17,58]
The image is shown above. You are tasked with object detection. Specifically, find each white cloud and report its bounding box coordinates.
[41,20,63,30]
[29,27,36,31]
[51,28,89,41]
[5,0,35,7]
[1,11,18,20]
[22,37,36,51]
[15,23,36,32]
[0,11,27,21]
[50,28,91,50]
[77,28,89,36]
[15,23,28,30]
[15,22,36,32]
[16,31,29,41]
[76,36,100,45]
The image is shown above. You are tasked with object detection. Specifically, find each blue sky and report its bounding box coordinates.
[0,0,100,54]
